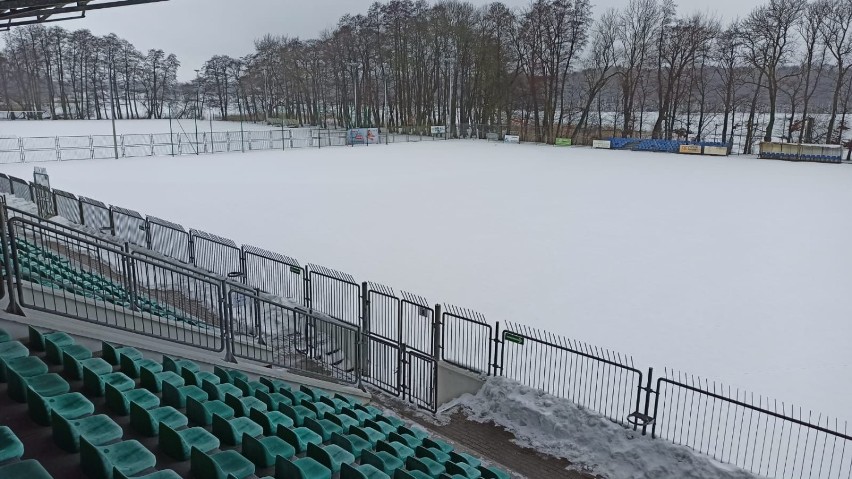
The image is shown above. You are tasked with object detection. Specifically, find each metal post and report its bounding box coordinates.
[433,304,442,364]
[222,281,237,363]
[194,69,201,156]
[2,209,25,316]
[168,110,175,157]
[641,367,655,436]
[360,281,370,377]
[110,93,119,160]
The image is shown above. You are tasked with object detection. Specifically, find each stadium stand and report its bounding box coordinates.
[0,323,510,479]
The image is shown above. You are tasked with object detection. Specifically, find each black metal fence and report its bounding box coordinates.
[0,182,849,477]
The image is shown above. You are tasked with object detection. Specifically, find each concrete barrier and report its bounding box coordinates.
[704,146,729,156]
[592,140,611,149]
[437,360,486,407]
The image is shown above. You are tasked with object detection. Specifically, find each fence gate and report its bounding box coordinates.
[364,283,438,412]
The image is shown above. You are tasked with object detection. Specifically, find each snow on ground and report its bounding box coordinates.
[449,376,758,479]
[0,119,280,138]
[0,140,849,426]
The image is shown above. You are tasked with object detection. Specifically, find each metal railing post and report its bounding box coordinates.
[433,304,442,363]
[491,320,502,377]
[123,242,139,312]
[360,281,370,377]
[2,209,25,316]
[641,367,655,436]
[222,281,237,363]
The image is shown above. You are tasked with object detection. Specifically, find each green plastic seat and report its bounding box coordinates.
[307,442,355,473]
[214,365,249,384]
[387,418,414,432]
[378,440,415,461]
[114,469,181,479]
[395,470,433,479]
[8,370,69,403]
[45,337,91,366]
[256,389,291,411]
[226,392,266,417]
[477,465,509,479]
[320,395,350,413]
[407,456,445,478]
[355,403,383,417]
[234,376,267,397]
[326,412,360,431]
[0,426,24,462]
[304,416,343,442]
[162,355,200,375]
[120,354,162,379]
[162,381,207,409]
[4,355,48,383]
[186,395,234,426]
[105,382,160,416]
[249,407,294,435]
[211,413,262,446]
[445,461,482,479]
[281,387,312,405]
[102,342,142,365]
[63,353,111,380]
[362,449,405,476]
[351,425,387,447]
[416,445,450,464]
[140,366,183,393]
[449,451,481,469]
[341,462,392,479]
[331,431,371,459]
[29,326,72,351]
[342,406,373,426]
[0,328,9,343]
[51,412,123,452]
[191,446,255,479]
[438,474,468,479]
[366,418,397,436]
[423,437,453,454]
[159,422,219,461]
[303,398,335,418]
[129,402,188,437]
[241,432,296,468]
[276,423,322,453]
[80,437,157,479]
[275,455,332,479]
[83,367,134,397]
[299,384,328,402]
[391,431,423,449]
[0,341,29,381]
[202,378,243,400]
[0,459,54,479]
[280,402,317,426]
[27,389,94,426]
[259,376,291,393]
[181,367,219,387]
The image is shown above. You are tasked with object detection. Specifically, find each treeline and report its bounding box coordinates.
[2,0,851,148]
[0,27,179,120]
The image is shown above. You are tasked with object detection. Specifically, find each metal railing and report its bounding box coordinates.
[0,129,450,164]
[0,182,849,475]
[651,371,852,478]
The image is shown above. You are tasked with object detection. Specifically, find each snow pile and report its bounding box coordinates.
[451,377,758,479]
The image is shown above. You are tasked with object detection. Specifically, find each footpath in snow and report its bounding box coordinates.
[447,377,758,479]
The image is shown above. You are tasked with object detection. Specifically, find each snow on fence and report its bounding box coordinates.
[1,183,850,478]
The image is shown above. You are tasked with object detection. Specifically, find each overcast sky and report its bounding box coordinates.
[49,0,759,81]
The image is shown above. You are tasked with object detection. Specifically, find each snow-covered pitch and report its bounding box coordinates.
[1,133,849,426]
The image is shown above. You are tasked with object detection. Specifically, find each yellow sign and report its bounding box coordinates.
[679,145,702,154]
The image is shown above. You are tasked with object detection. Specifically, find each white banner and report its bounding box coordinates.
[592,140,611,149]
[504,135,520,144]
